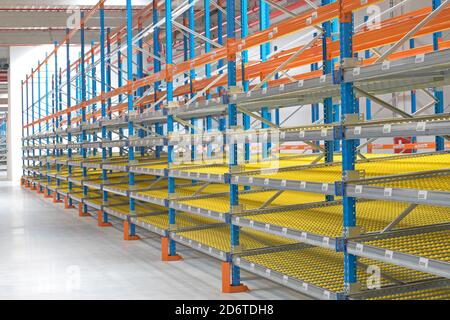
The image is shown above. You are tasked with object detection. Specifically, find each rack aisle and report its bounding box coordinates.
[20,0,450,300]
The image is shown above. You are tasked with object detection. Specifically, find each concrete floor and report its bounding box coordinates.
[0,182,310,300]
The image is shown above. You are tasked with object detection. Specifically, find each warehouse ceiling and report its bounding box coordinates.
[0,1,149,46]
[0,0,310,46]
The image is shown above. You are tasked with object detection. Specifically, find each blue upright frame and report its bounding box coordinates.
[227,0,242,287]
[166,0,177,256]
[433,0,444,151]
[339,5,358,294]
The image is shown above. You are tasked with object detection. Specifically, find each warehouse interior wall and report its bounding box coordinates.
[9,45,82,184]
[8,46,49,184]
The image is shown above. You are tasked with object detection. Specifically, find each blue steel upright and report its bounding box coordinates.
[91,41,98,156]
[126,0,137,237]
[54,42,62,197]
[188,0,197,164]
[166,0,177,257]
[100,4,109,221]
[410,39,417,153]
[227,0,243,287]
[45,57,51,192]
[31,69,35,185]
[66,29,74,206]
[323,0,334,202]
[363,16,372,122]
[106,28,113,157]
[204,0,212,149]
[259,0,271,159]
[339,4,358,294]
[241,0,250,163]
[217,2,226,134]
[137,20,145,157]
[153,0,163,158]
[21,81,25,181]
[25,79,29,173]
[433,0,444,151]
[37,62,43,192]
[80,13,89,212]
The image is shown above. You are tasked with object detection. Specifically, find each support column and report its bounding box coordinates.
[339,2,358,295]
[188,0,197,165]
[225,0,248,293]
[204,0,212,157]
[106,28,113,158]
[91,41,99,157]
[323,0,334,202]
[31,68,36,190]
[37,62,43,194]
[137,19,145,157]
[66,29,74,207]
[433,0,444,151]
[125,0,140,241]
[54,42,62,201]
[153,1,163,158]
[259,0,271,159]
[117,35,124,156]
[164,0,182,260]
[241,0,250,164]
[45,55,52,198]
[21,81,25,187]
[80,12,91,217]
[25,78,30,187]
[99,4,110,223]
[410,39,417,153]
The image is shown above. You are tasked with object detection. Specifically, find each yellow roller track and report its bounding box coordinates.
[134,182,232,200]
[99,176,168,192]
[106,198,164,214]
[369,286,450,300]
[247,153,450,183]
[85,196,127,207]
[57,184,78,193]
[176,225,296,252]
[136,163,167,171]
[69,190,102,199]
[365,231,450,262]
[178,190,325,213]
[243,201,450,237]
[374,173,450,192]
[70,171,126,186]
[83,173,162,189]
[137,212,217,231]
[174,155,327,175]
[243,247,435,294]
[98,197,217,230]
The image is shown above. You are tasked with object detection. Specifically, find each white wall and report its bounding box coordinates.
[9,46,51,184]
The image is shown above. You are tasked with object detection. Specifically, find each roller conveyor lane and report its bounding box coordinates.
[68,189,102,203]
[348,230,450,279]
[130,182,236,209]
[171,224,297,262]
[129,162,167,176]
[171,189,325,222]
[346,169,450,208]
[168,155,332,183]
[232,152,450,200]
[231,199,450,279]
[82,195,219,238]
[234,246,448,300]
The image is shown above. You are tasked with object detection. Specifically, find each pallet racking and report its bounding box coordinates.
[21,0,450,299]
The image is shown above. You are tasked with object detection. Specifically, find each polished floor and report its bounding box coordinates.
[0,182,309,299]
